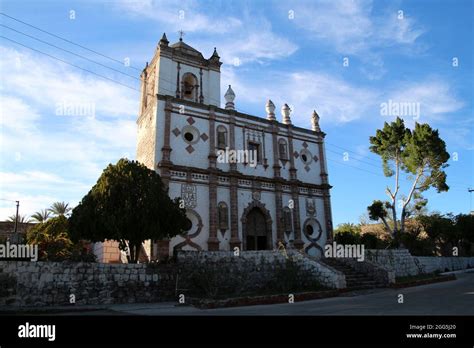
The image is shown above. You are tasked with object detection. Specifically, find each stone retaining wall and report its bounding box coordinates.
[177,250,346,289]
[0,261,176,307]
[287,251,346,289]
[365,249,474,277]
[415,256,474,274]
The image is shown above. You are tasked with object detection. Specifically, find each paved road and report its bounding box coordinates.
[102,271,474,316]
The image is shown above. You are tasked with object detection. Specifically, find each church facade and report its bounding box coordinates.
[136,34,333,259]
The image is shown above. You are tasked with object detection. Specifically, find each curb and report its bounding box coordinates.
[390,274,456,289]
[187,290,341,309]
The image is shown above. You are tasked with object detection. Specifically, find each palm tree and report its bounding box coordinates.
[49,201,71,217]
[31,209,51,223]
[7,214,31,223]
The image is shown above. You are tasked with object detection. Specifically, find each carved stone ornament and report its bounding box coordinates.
[181,184,197,208]
[306,198,316,217]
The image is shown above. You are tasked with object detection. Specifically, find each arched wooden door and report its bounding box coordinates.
[245,207,268,250]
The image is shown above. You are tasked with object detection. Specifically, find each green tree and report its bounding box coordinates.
[367,117,450,240]
[69,158,189,263]
[454,213,474,255]
[26,215,73,261]
[31,209,51,223]
[416,213,456,255]
[49,201,71,217]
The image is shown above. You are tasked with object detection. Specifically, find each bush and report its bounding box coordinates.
[179,258,325,299]
[267,258,324,293]
[181,262,249,298]
[360,233,379,249]
[26,216,96,262]
[400,232,435,256]
[68,241,97,262]
[334,231,360,245]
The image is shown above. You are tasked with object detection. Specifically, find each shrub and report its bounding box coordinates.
[360,233,379,249]
[268,258,324,293]
[26,216,96,262]
[334,231,360,245]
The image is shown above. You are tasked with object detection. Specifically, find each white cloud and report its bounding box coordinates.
[116,0,297,65]
[0,46,138,118]
[223,67,379,125]
[290,0,425,55]
[201,19,298,65]
[0,46,137,219]
[0,96,41,133]
[116,0,242,34]
[0,192,61,221]
[224,66,465,134]
[381,78,465,124]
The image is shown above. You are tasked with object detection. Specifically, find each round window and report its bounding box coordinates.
[303,219,323,242]
[181,125,200,144]
[299,149,313,165]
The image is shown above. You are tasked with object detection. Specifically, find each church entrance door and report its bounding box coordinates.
[245,207,267,250]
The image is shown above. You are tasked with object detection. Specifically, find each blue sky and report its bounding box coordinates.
[0,0,473,226]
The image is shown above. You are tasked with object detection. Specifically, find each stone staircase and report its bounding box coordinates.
[322,258,385,290]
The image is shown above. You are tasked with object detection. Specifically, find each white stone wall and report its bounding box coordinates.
[288,251,346,289]
[136,106,156,169]
[365,249,474,277]
[291,136,322,184]
[415,256,474,274]
[157,56,175,97]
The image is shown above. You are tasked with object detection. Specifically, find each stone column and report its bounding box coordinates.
[318,135,333,242]
[228,111,241,249]
[207,107,219,250]
[158,96,173,188]
[287,125,303,249]
[270,122,284,245]
[175,62,181,98]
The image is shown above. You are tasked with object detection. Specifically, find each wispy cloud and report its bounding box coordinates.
[287,0,426,78]
[0,46,137,219]
[381,78,465,124]
[290,0,425,54]
[222,67,379,125]
[116,0,297,65]
[117,0,242,34]
[0,46,138,118]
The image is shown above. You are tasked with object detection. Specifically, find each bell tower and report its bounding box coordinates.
[136,33,223,171]
[139,32,222,113]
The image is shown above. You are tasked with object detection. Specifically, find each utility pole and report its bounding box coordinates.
[13,200,19,235]
[469,188,474,215]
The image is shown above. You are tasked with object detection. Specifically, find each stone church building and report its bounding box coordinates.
[94,34,334,262]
